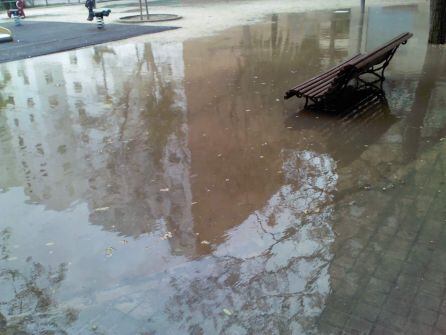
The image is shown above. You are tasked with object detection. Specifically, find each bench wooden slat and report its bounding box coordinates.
[298,64,356,95]
[287,54,362,94]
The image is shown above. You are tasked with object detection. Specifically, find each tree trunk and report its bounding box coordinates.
[429,0,446,44]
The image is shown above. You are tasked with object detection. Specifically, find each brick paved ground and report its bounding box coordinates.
[317,140,446,335]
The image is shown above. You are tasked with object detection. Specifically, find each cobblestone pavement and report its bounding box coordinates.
[319,143,446,335]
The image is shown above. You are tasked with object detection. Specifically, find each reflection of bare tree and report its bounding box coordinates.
[0,68,12,109]
[85,42,195,258]
[158,151,337,334]
[87,44,178,236]
[0,228,78,334]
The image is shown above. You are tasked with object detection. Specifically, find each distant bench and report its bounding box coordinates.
[284,32,413,106]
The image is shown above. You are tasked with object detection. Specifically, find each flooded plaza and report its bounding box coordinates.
[1,2,446,334]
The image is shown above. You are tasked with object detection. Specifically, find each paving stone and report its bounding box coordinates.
[361,289,388,308]
[409,306,438,327]
[382,295,413,317]
[413,293,443,313]
[403,321,433,335]
[351,301,381,323]
[435,314,446,333]
[317,319,343,335]
[343,315,374,335]
[369,324,399,335]
[375,310,408,333]
[368,277,394,294]
[326,296,356,315]
[319,307,351,329]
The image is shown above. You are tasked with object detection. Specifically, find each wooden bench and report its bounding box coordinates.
[284,32,413,106]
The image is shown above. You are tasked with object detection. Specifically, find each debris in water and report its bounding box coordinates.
[201,240,210,245]
[45,242,55,246]
[223,308,233,316]
[105,247,115,257]
[95,207,110,212]
[161,232,173,240]
[160,188,169,192]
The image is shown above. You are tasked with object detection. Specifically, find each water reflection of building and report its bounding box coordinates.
[0,41,196,255]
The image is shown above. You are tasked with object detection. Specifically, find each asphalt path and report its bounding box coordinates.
[0,20,177,63]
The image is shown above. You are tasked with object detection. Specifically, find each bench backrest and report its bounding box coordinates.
[351,32,413,71]
[327,32,412,95]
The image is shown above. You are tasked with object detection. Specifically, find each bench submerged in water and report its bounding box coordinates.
[284,32,413,107]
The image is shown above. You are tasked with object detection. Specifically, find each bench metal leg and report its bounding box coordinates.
[361,46,398,83]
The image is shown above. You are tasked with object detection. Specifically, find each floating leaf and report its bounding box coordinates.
[223,308,233,316]
[105,247,115,257]
[95,207,109,212]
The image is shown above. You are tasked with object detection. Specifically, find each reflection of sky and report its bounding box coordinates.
[141,150,337,334]
[0,148,337,333]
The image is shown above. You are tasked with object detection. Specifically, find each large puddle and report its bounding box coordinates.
[1,3,446,334]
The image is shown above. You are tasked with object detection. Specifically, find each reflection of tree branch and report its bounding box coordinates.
[0,229,78,333]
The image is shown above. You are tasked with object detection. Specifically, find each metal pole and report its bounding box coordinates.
[144,0,148,20]
[139,0,143,20]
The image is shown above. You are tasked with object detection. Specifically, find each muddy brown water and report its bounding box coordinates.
[1,3,446,334]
